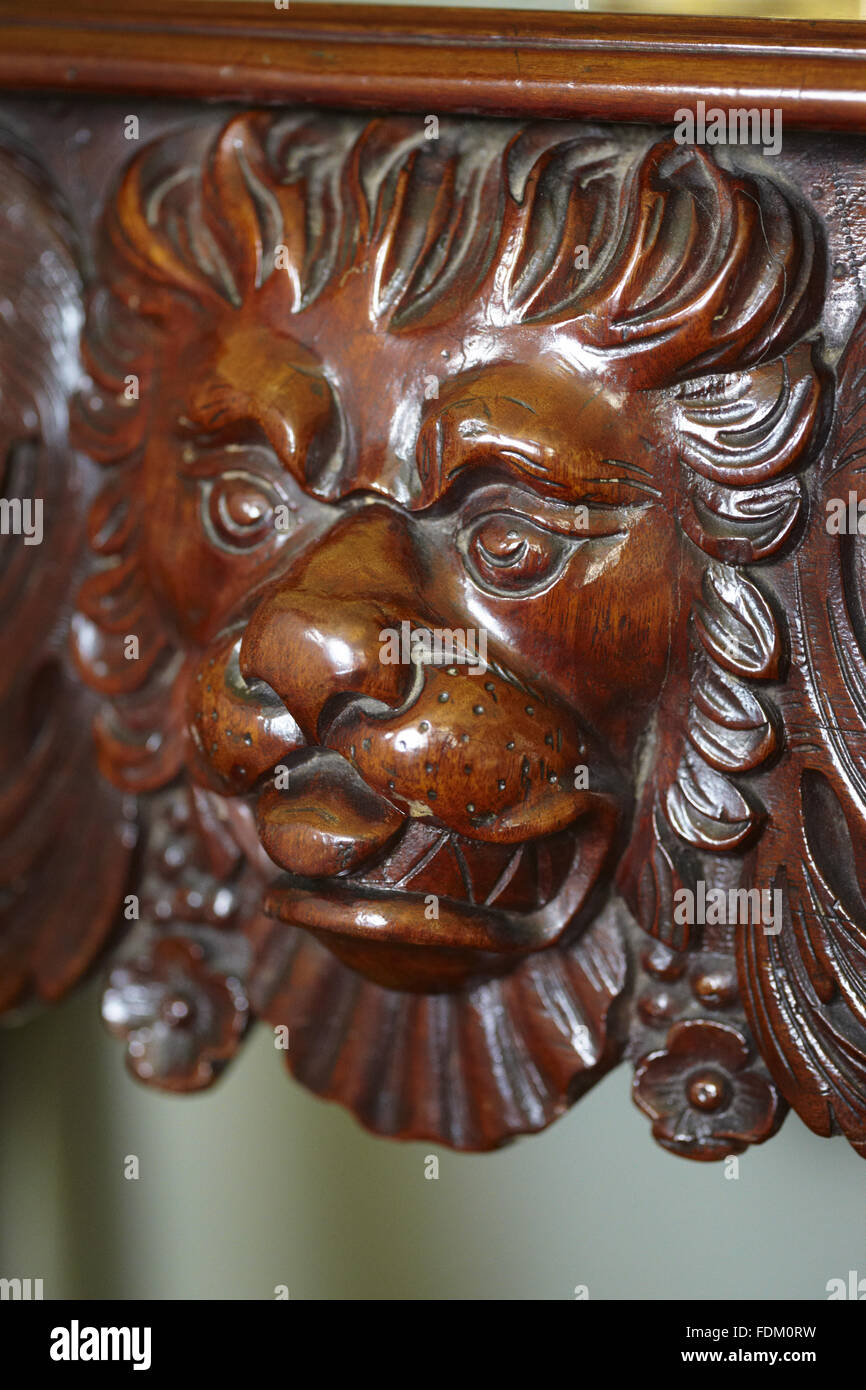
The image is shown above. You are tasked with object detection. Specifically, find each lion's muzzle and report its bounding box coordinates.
[184,503,621,989]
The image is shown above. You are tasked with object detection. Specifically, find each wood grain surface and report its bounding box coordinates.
[0,2,863,131]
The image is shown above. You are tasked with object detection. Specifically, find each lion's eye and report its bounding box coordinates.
[200,470,285,552]
[460,513,570,595]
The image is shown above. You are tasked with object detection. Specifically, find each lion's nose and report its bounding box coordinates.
[239,504,425,742]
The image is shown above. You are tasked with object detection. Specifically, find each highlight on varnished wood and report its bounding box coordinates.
[0,2,863,130]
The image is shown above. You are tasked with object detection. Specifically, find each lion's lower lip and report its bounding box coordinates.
[261,819,595,954]
[260,803,619,990]
[263,877,547,954]
[260,816,584,952]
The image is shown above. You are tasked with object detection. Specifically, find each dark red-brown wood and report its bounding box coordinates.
[3,7,866,1159]
[0,3,864,131]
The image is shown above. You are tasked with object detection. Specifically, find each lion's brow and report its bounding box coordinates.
[591,467,662,500]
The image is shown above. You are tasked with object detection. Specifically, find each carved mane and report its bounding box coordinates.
[72,110,828,869]
[74,112,861,1151]
[0,133,133,1013]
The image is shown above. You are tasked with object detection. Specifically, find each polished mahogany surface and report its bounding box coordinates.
[2,6,866,1159]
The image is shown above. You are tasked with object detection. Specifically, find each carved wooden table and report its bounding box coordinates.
[3,2,866,1161]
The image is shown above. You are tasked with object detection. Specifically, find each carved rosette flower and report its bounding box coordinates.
[633,1020,780,1160]
[102,937,249,1091]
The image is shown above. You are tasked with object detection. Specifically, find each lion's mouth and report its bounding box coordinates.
[266,817,574,928]
[261,806,618,991]
[343,817,576,909]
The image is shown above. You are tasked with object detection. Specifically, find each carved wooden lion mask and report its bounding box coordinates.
[9,110,866,1159]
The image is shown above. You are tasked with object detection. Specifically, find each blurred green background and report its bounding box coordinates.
[2,977,864,1300]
